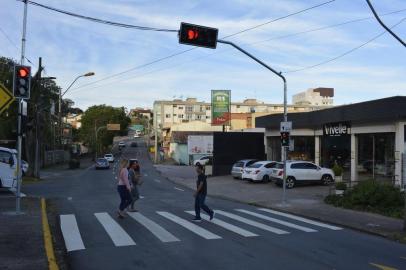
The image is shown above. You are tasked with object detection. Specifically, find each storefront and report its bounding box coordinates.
[256,96,406,186]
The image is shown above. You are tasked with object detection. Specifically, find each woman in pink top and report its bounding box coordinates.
[117,159,132,218]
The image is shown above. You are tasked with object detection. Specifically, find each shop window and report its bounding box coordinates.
[357,133,395,182]
[288,136,315,161]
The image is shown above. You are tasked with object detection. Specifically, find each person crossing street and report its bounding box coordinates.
[192,164,214,222]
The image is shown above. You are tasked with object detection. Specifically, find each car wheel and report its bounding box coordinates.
[195,162,201,166]
[262,175,270,183]
[322,175,333,185]
[286,177,295,189]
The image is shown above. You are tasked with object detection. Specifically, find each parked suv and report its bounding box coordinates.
[231,159,259,179]
[104,153,115,163]
[271,161,334,188]
[0,147,17,188]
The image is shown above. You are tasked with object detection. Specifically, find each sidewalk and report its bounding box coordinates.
[40,156,94,180]
[0,197,47,270]
[155,165,405,240]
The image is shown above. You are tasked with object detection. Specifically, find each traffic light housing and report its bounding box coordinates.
[13,65,31,99]
[281,132,290,147]
[179,22,218,49]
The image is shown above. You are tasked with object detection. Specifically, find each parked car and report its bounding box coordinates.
[95,158,110,170]
[193,156,212,166]
[271,161,335,188]
[104,154,115,163]
[231,159,259,179]
[131,142,138,147]
[0,147,17,188]
[133,134,140,138]
[118,142,126,147]
[21,160,29,176]
[242,161,277,182]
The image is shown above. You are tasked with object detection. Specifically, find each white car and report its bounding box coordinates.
[271,161,335,188]
[242,161,277,182]
[193,156,212,166]
[118,142,126,147]
[0,147,17,188]
[104,154,115,163]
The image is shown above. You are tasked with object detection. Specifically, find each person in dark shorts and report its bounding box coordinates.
[192,164,214,222]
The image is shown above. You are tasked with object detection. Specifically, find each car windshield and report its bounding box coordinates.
[248,163,263,168]
[105,154,112,157]
[234,162,244,168]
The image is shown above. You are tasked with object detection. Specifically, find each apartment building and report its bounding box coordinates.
[153,97,331,130]
[292,87,334,106]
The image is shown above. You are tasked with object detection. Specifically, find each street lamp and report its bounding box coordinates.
[59,72,95,145]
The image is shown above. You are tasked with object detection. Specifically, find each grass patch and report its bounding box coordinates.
[325,180,405,219]
[22,176,42,184]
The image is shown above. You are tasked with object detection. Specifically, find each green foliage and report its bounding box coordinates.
[332,163,343,176]
[325,180,405,219]
[335,182,347,190]
[80,105,131,153]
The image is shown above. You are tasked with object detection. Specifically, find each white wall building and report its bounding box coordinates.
[292,87,334,106]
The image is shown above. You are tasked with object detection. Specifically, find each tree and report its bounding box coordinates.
[80,105,131,155]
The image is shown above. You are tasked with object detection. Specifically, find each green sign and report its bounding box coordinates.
[211,90,231,126]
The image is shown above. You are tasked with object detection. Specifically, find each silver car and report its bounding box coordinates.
[231,159,259,179]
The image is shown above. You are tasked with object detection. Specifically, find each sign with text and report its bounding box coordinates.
[323,122,351,137]
[211,90,231,126]
[188,135,213,155]
[280,121,292,132]
[107,124,120,131]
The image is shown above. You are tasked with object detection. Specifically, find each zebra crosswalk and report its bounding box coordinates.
[60,208,343,252]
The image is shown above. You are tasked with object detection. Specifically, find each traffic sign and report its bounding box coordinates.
[0,83,15,115]
[107,124,120,131]
[280,121,292,132]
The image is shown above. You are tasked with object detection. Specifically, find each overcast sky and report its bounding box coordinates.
[1,0,405,110]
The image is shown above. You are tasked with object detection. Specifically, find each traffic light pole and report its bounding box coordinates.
[16,0,28,214]
[217,39,289,204]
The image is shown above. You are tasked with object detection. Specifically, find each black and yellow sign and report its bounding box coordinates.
[0,83,15,114]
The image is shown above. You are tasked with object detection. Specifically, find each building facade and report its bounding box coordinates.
[292,87,334,106]
[256,96,406,187]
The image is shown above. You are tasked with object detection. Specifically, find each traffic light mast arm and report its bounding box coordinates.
[217,38,289,204]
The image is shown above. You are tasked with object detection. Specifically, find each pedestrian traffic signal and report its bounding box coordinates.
[281,132,290,147]
[13,65,31,99]
[179,22,218,49]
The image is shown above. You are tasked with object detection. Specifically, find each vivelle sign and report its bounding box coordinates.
[323,122,351,136]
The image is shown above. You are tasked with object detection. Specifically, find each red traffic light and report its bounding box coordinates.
[18,67,29,78]
[187,29,199,40]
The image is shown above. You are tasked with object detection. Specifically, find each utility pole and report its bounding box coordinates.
[217,39,289,204]
[34,57,42,178]
[16,0,28,214]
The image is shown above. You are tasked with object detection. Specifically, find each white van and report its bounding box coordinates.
[0,147,18,188]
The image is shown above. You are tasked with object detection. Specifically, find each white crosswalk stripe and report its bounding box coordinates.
[185,211,258,237]
[257,208,342,230]
[215,210,289,235]
[60,214,85,252]
[128,212,180,243]
[236,209,317,232]
[94,212,136,247]
[157,211,222,240]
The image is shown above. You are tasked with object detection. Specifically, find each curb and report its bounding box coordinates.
[155,168,404,242]
[41,198,59,270]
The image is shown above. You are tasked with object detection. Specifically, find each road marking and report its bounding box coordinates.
[140,196,145,199]
[215,210,289,235]
[369,263,398,270]
[67,197,72,201]
[94,212,136,247]
[174,187,184,192]
[60,214,85,252]
[144,174,148,177]
[154,179,161,183]
[41,198,59,270]
[236,209,317,233]
[258,208,342,230]
[128,212,179,243]
[185,211,258,237]
[401,257,406,260]
[157,211,221,240]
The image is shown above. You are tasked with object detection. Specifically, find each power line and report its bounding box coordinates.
[0,25,35,65]
[69,0,337,92]
[22,0,178,32]
[283,17,405,74]
[69,8,406,93]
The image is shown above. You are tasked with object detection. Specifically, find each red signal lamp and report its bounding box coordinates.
[187,29,199,40]
[18,67,29,78]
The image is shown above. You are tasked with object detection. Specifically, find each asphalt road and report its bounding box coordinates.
[23,137,406,270]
